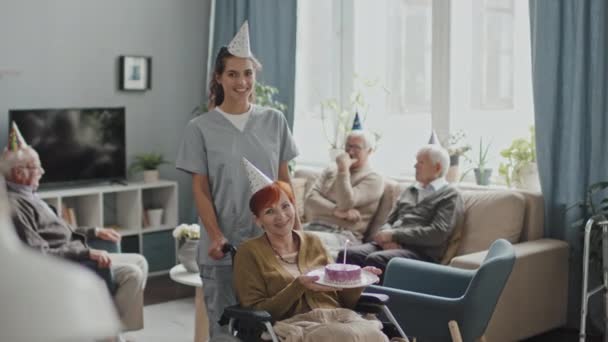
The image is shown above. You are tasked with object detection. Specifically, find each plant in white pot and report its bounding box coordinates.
[443,130,471,183]
[129,152,170,183]
[173,223,200,273]
[498,126,540,191]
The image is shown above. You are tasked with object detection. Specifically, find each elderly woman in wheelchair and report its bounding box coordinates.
[230,176,391,341]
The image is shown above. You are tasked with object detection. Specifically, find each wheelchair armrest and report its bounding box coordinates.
[354,292,389,314]
[224,305,274,323]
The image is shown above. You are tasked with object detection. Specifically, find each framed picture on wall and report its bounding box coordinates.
[119,55,152,91]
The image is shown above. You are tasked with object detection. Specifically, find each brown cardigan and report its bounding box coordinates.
[233,230,363,321]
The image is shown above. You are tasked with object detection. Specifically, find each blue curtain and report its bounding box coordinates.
[211,0,297,129]
[530,0,608,326]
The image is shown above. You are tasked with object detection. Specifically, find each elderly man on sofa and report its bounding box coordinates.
[304,129,384,253]
[339,144,464,278]
[2,123,148,342]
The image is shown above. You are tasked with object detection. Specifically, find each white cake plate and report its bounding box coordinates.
[306,266,380,289]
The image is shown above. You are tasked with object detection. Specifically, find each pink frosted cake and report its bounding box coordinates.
[324,263,362,285]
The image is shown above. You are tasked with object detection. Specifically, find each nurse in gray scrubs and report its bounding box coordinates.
[176,21,299,337]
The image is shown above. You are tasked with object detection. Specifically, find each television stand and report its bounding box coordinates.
[110,179,129,186]
[37,180,179,276]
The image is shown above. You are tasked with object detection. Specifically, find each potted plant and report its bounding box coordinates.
[173,223,201,273]
[498,126,539,191]
[463,138,492,185]
[319,76,384,159]
[443,130,471,183]
[129,152,170,183]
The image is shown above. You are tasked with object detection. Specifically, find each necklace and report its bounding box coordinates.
[265,233,299,265]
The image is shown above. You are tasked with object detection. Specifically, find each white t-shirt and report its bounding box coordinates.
[216,106,251,132]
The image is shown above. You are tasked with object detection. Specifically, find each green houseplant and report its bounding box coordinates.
[320,76,384,153]
[463,138,492,185]
[255,82,287,113]
[129,152,170,183]
[498,126,538,189]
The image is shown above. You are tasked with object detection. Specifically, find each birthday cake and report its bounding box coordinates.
[324,263,362,285]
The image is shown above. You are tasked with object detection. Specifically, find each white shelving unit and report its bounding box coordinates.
[38,180,179,276]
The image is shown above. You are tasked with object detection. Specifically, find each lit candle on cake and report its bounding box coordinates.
[342,239,350,264]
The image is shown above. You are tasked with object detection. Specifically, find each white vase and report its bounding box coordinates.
[143,169,159,183]
[147,208,164,227]
[514,162,541,192]
[177,239,199,273]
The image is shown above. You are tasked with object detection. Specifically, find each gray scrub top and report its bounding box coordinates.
[176,105,299,265]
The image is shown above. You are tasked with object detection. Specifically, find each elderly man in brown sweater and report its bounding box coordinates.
[339,144,464,281]
[304,130,384,254]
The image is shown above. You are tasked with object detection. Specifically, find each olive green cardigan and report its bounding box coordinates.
[233,230,363,321]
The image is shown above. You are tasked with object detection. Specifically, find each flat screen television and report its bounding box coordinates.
[9,107,126,186]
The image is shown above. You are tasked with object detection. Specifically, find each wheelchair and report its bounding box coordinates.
[217,244,407,342]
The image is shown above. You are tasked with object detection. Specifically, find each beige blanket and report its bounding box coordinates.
[267,308,388,342]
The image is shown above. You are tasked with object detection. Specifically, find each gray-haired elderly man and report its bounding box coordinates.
[339,144,464,281]
[2,123,147,342]
[304,129,384,253]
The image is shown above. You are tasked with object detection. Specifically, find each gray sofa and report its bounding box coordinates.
[293,169,569,342]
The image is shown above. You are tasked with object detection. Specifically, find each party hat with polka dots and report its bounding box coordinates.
[243,158,272,197]
[228,21,252,58]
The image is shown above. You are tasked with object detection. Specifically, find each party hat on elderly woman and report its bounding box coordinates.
[8,122,28,152]
[243,158,272,196]
[228,21,252,58]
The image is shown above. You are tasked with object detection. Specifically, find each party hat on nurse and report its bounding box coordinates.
[8,122,28,152]
[428,130,440,145]
[243,158,273,196]
[228,21,252,58]
[352,112,362,130]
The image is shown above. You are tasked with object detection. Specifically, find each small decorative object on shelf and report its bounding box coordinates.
[129,152,170,183]
[173,224,200,273]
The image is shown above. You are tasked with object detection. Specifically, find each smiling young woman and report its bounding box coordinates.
[175,22,299,337]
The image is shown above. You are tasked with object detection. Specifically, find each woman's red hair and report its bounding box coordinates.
[249,181,295,217]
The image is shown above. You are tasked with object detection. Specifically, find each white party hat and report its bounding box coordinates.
[8,122,28,152]
[428,130,440,145]
[243,158,272,196]
[227,21,252,58]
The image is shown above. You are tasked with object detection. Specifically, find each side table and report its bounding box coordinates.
[170,264,208,342]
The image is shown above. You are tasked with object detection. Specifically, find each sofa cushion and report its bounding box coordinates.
[457,190,526,255]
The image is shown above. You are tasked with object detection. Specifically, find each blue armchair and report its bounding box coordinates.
[367,239,515,341]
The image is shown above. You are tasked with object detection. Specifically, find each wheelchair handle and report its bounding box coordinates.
[222,243,237,260]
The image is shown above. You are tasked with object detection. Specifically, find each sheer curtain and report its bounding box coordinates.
[294,0,534,181]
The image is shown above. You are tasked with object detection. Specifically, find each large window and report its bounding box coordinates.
[294,0,534,182]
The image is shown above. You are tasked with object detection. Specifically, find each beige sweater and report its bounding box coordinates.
[304,164,384,241]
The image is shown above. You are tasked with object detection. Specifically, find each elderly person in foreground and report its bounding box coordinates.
[339,144,464,281]
[304,129,384,253]
[2,123,148,342]
[233,160,387,341]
